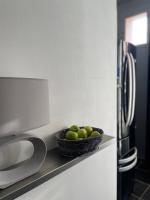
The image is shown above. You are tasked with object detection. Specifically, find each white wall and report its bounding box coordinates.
[0,0,117,167]
[16,143,117,200]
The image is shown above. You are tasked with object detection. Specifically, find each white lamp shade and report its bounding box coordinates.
[0,78,49,136]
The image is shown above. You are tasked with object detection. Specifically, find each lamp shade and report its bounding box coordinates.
[0,78,49,136]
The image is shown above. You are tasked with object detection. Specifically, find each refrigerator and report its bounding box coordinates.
[117,40,137,200]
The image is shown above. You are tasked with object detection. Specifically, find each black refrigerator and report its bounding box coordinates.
[117,40,137,200]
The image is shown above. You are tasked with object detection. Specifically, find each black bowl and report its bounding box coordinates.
[56,127,103,157]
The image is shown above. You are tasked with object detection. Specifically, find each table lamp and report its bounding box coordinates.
[0,77,49,189]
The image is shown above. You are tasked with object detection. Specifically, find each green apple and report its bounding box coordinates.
[78,129,87,138]
[90,131,101,137]
[69,125,80,132]
[84,126,93,136]
[65,131,78,140]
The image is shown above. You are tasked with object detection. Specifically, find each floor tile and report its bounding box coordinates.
[129,194,139,200]
[142,187,150,200]
[133,180,148,197]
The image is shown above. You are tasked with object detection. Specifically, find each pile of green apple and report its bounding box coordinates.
[65,125,101,140]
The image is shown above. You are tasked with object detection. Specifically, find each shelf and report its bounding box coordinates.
[0,134,115,200]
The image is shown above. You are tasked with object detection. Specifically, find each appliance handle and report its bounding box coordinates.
[125,53,133,127]
[122,55,128,123]
[119,157,137,173]
[119,147,137,164]
[117,41,123,140]
[129,53,136,125]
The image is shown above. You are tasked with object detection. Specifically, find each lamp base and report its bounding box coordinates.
[0,133,47,189]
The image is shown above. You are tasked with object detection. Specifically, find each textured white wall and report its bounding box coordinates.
[0,0,117,167]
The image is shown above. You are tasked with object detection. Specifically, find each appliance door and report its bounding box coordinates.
[118,42,137,171]
[117,147,137,200]
[117,168,135,200]
[117,41,137,200]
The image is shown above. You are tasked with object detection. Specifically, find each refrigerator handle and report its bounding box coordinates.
[124,53,133,127]
[129,53,136,125]
[118,157,137,173]
[119,147,137,164]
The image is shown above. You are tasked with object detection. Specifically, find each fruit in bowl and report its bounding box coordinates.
[65,131,78,140]
[69,125,80,132]
[78,129,88,138]
[64,125,102,140]
[56,125,104,157]
[84,126,93,137]
[91,131,101,137]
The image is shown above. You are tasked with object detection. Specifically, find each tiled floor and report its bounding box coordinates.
[129,179,150,200]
